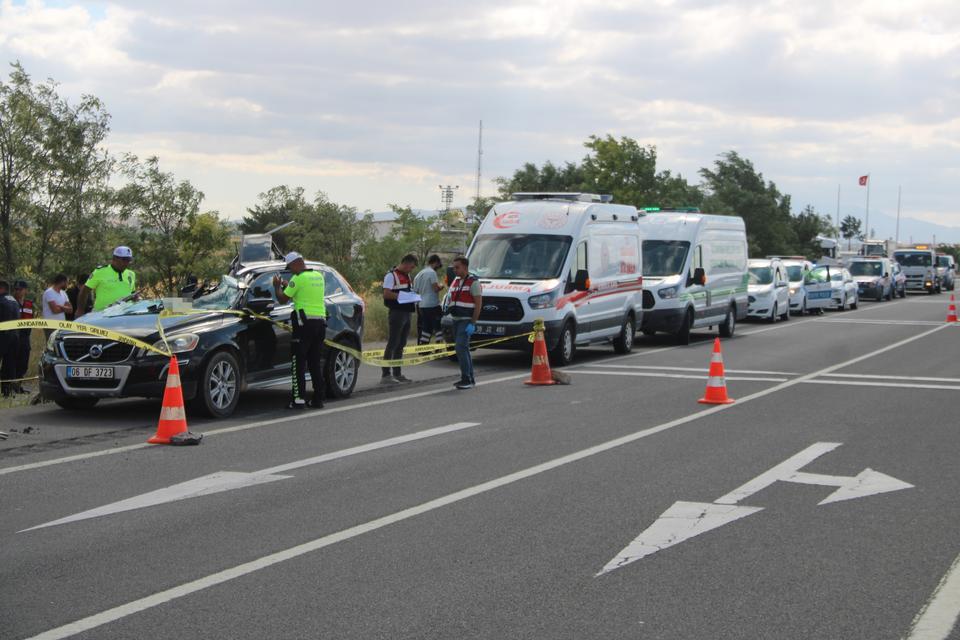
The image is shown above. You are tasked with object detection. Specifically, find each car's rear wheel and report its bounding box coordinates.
[55,397,99,410]
[549,321,576,367]
[613,314,635,354]
[719,305,736,338]
[192,350,241,418]
[325,344,359,399]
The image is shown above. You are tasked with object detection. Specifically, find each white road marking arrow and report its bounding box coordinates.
[599,442,913,575]
[21,422,481,532]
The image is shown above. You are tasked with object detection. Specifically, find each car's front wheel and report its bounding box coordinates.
[55,397,100,410]
[192,350,241,418]
[325,344,359,399]
[550,321,576,367]
[719,305,736,338]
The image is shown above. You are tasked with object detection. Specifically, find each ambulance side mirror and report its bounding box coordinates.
[574,269,591,292]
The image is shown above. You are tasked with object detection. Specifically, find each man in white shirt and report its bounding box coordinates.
[413,254,444,344]
[42,274,72,336]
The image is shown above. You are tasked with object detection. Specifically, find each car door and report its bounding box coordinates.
[689,244,709,326]
[805,266,832,311]
[246,270,294,377]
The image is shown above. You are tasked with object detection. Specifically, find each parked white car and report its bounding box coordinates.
[747,258,791,322]
[780,258,814,314]
[809,265,858,310]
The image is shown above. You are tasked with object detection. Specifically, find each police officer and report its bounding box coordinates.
[75,246,136,318]
[12,280,34,394]
[0,281,20,397]
[273,252,326,410]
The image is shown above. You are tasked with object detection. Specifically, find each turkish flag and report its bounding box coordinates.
[858,175,869,186]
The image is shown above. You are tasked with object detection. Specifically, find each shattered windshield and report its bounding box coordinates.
[99,276,241,316]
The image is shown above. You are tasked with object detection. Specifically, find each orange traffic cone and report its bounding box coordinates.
[148,357,189,444]
[947,295,958,323]
[698,338,735,405]
[525,328,556,386]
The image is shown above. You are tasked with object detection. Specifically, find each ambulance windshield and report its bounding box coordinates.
[642,240,690,277]
[469,234,573,279]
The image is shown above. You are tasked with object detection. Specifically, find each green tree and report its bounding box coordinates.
[240,185,312,250]
[700,151,797,256]
[294,192,371,283]
[0,62,56,277]
[116,154,230,294]
[840,215,863,250]
[495,160,584,198]
[791,205,836,259]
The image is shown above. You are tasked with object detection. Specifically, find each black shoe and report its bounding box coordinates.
[287,400,307,410]
[455,381,475,390]
[307,398,324,409]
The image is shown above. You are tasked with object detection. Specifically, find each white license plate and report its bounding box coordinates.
[66,366,114,379]
[476,325,506,335]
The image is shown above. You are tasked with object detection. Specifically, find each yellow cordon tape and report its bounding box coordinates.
[0,319,169,356]
[1,312,536,370]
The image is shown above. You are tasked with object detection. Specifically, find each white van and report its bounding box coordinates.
[637,212,749,343]
[442,193,643,366]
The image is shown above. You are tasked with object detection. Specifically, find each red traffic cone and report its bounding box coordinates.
[148,357,190,444]
[698,338,735,405]
[947,295,957,323]
[525,328,556,386]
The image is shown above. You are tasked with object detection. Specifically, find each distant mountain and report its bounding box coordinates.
[855,210,960,244]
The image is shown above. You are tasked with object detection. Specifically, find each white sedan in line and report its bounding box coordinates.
[810,265,859,310]
[747,259,791,322]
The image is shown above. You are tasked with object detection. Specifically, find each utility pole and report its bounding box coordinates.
[438,184,459,212]
[864,173,871,242]
[474,120,483,223]
[895,185,901,247]
[835,184,841,241]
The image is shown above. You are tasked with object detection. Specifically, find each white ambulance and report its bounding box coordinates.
[442,193,643,366]
[637,211,749,343]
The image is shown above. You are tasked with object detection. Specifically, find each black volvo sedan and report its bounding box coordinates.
[40,260,364,418]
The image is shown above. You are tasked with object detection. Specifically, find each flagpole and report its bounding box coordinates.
[895,185,901,246]
[865,173,871,241]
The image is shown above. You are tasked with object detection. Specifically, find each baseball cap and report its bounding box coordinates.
[113,246,133,259]
[284,251,303,265]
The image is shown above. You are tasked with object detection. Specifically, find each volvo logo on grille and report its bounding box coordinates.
[88,344,104,359]
[483,304,499,312]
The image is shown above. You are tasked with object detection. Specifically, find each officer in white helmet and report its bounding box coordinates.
[75,246,137,318]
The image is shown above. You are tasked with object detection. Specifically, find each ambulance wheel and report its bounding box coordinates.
[192,350,241,418]
[675,309,693,345]
[613,314,635,354]
[55,397,99,410]
[550,321,576,367]
[719,305,736,338]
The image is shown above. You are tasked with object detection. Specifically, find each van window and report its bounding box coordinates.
[576,241,588,273]
[706,241,746,274]
[589,235,639,280]
[469,234,573,280]
[642,240,689,277]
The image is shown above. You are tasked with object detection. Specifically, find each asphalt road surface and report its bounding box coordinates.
[2,296,960,639]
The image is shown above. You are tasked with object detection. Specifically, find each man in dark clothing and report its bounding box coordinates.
[65,274,91,321]
[0,281,21,397]
[12,280,34,393]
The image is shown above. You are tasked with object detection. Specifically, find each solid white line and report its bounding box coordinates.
[904,550,960,640]
[591,364,799,376]
[25,323,949,640]
[823,319,945,326]
[821,373,960,383]
[801,380,960,391]
[0,374,527,477]
[572,370,787,383]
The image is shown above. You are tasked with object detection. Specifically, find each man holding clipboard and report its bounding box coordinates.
[381,254,420,384]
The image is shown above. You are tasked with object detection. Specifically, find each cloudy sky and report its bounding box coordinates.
[1,0,958,240]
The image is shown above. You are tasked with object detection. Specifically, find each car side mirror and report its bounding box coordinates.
[246,297,275,314]
[574,269,591,292]
[689,267,706,287]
